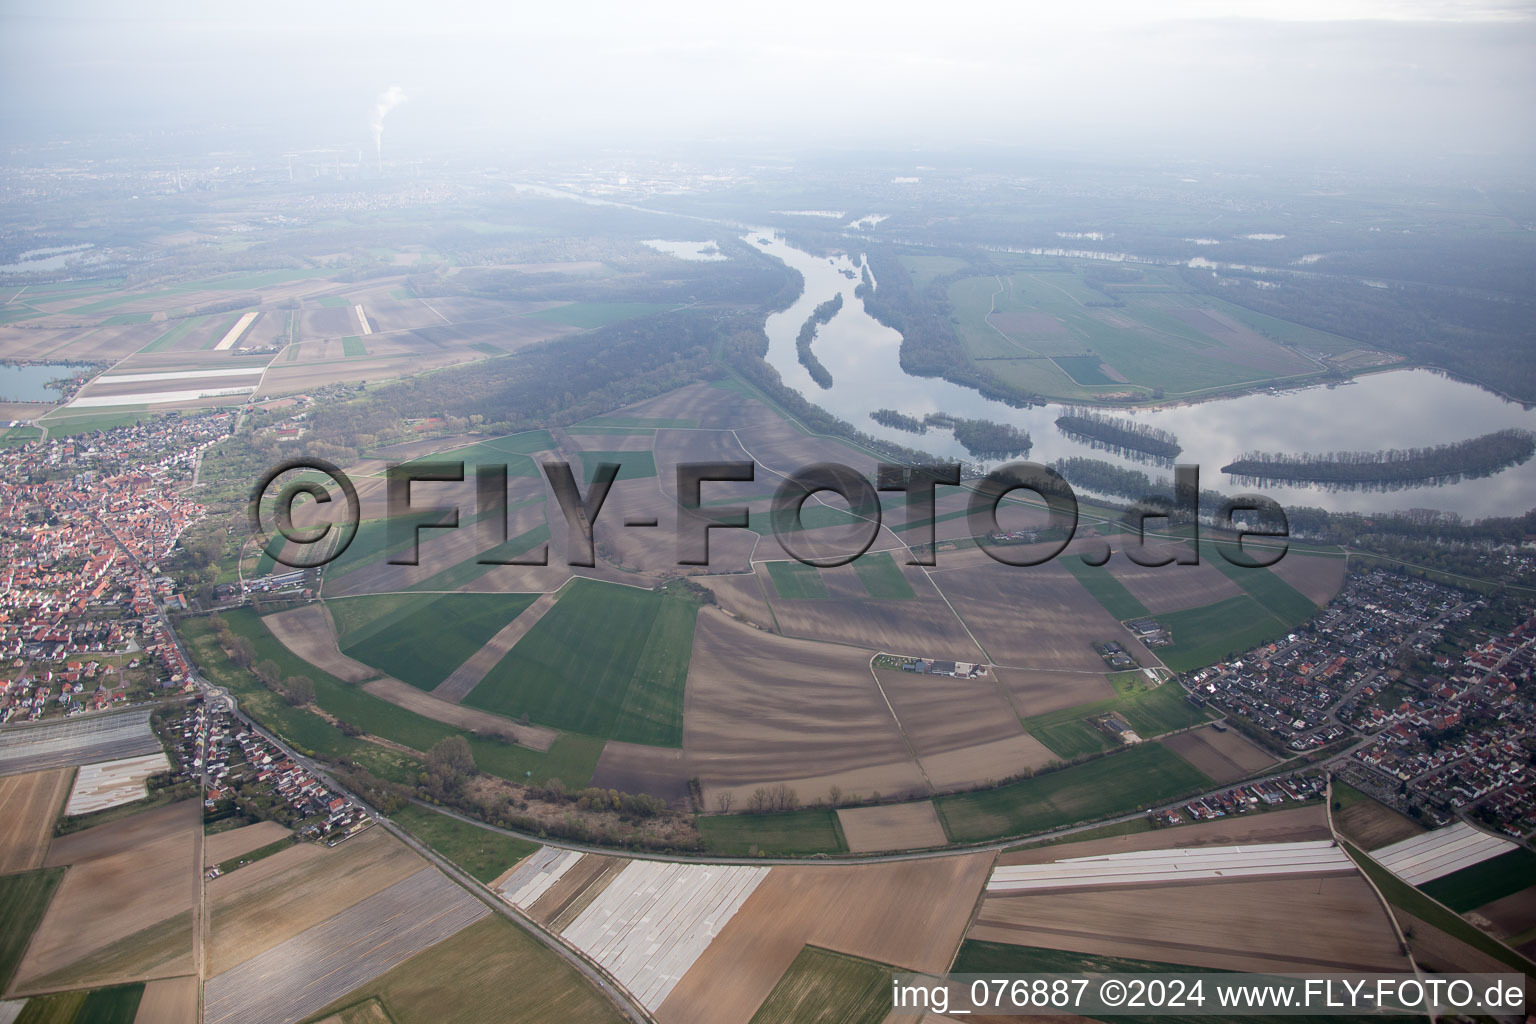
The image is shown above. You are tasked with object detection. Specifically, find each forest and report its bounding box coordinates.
[1055,408,1182,460]
[794,292,841,388]
[1222,429,1536,489]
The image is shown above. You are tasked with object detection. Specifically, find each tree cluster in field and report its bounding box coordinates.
[870,408,926,433]
[1056,408,1182,459]
[1221,429,1535,488]
[944,416,1032,458]
[794,292,842,388]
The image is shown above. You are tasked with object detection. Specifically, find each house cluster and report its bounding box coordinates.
[1344,610,1536,839]
[1186,572,1470,753]
[1152,773,1327,826]
[1127,617,1172,647]
[0,415,219,721]
[1184,569,1534,840]
[173,695,369,843]
[899,657,984,678]
[1092,640,1139,670]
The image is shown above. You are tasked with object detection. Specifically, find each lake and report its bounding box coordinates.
[749,233,1536,521]
[0,362,88,404]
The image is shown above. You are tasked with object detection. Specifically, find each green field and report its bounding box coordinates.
[185,610,603,787]
[217,837,293,875]
[852,550,916,599]
[39,409,152,435]
[526,301,673,328]
[577,449,656,482]
[1343,842,1536,977]
[334,592,540,691]
[0,425,43,446]
[465,579,700,746]
[392,803,538,883]
[1054,355,1116,385]
[698,808,848,856]
[1155,595,1297,673]
[766,560,829,600]
[304,915,624,1024]
[0,867,65,991]
[1063,557,1150,620]
[1419,848,1536,912]
[13,984,144,1024]
[139,315,208,353]
[946,264,1327,401]
[1023,676,1209,759]
[749,945,891,1024]
[342,335,367,357]
[935,743,1211,843]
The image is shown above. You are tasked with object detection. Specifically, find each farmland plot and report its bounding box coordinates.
[0,769,71,873]
[203,868,488,1024]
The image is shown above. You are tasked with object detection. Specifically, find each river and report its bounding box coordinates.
[748,233,1536,520]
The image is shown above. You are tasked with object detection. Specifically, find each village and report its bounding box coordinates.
[0,413,235,723]
[1182,569,1536,841]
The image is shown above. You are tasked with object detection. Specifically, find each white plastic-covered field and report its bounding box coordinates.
[498,846,581,908]
[559,860,768,1011]
[0,709,162,775]
[64,751,171,815]
[1371,821,1516,885]
[986,840,1356,893]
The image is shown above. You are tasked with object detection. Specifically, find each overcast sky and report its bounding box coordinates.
[2,0,1532,169]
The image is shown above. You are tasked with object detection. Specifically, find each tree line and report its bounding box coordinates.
[1056,408,1182,460]
[1222,429,1535,488]
[794,292,842,389]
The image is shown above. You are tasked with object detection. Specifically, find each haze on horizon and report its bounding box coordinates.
[2,0,1533,172]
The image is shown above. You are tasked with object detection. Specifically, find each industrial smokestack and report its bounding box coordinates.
[370,85,407,171]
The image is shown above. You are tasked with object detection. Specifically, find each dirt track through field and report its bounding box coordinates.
[432,590,561,702]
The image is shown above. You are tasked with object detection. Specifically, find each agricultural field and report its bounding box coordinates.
[697,810,847,857]
[746,946,890,1024]
[332,592,541,691]
[1021,673,1210,760]
[657,854,992,1024]
[15,800,199,994]
[390,803,538,883]
[969,870,1408,974]
[207,826,426,977]
[1330,781,1424,849]
[944,263,1336,402]
[0,868,65,994]
[683,609,924,811]
[1420,848,1536,912]
[2,983,144,1024]
[835,801,948,853]
[62,753,170,816]
[0,711,162,775]
[0,770,72,874]
[306,915,625,1024]
[464,579,701,746]
[204,868,488,1024]
[935,743,1212,843]
[1159,724,1275,784]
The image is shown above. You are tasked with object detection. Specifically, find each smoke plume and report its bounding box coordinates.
[370,85,407,156]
